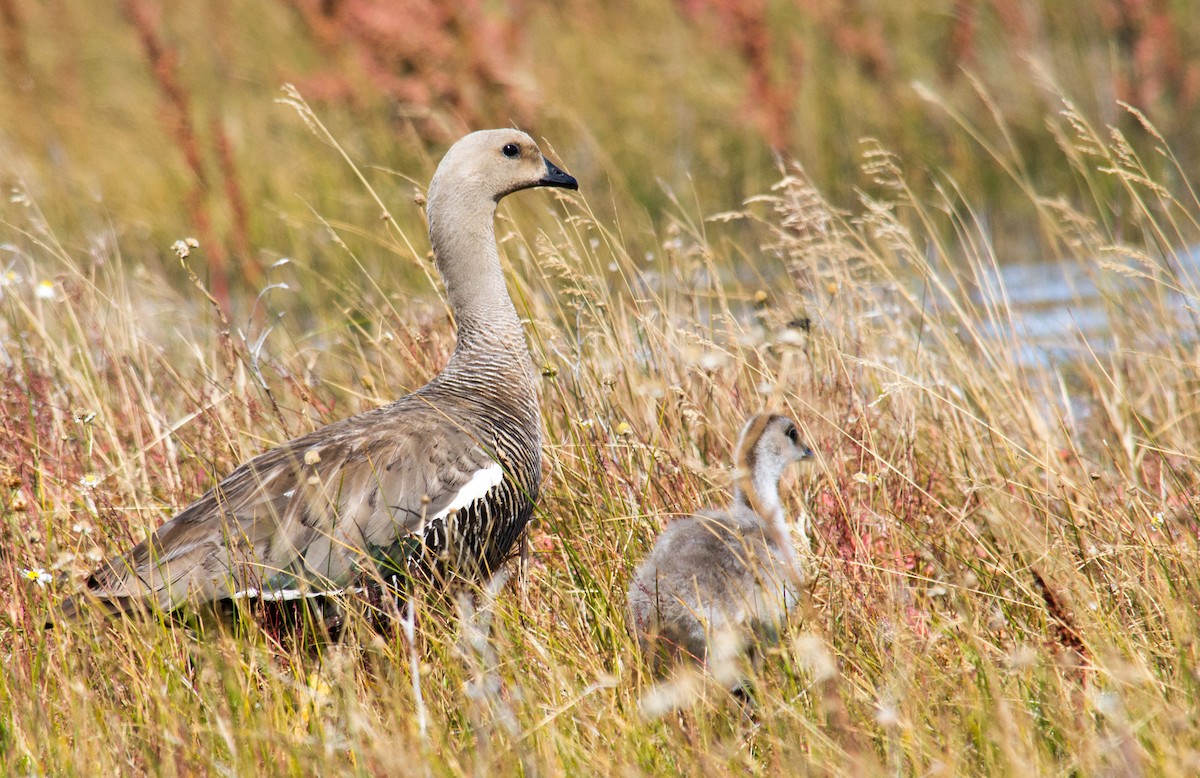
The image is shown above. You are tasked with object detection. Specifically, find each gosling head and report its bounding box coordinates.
[428,129,577,211]
[733,413,814,518]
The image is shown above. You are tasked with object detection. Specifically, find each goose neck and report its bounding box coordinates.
[428,192,532,380]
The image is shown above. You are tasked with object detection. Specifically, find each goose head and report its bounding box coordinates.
[428,129,577,211]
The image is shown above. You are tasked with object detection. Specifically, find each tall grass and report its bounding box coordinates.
[2,80,1200,774]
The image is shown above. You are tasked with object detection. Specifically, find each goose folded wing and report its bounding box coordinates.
[79,421,507,611]
[319,431,508,573]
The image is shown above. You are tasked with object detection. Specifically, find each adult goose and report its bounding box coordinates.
[62,129,577,617]
[628,413,813,674]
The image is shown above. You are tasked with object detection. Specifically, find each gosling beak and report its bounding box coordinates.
[539,157,578,190]
[802,446,815,460]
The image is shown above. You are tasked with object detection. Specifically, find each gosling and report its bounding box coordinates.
[627,413,814,677]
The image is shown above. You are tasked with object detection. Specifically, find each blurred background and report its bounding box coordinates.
[1,0,1198,304]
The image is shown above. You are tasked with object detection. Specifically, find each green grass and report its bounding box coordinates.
[5,1,1200,774]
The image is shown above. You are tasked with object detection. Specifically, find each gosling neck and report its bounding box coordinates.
[732,440,785,528]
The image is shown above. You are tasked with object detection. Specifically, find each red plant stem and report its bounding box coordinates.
[687,0,799,152]
[120,0,230,309]
[0,0,31,91]
[991,0,1031,53]
[947,0,977,77]
[212,117,260,288]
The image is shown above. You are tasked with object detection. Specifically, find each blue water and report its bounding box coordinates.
[949,245,1200,368]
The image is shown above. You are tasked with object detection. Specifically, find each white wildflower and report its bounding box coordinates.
[35,279,55,300]
[21,568,52,587]
[79,474,101,490]
[171,237,200,259]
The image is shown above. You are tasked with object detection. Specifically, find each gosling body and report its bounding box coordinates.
[628,413,813,668]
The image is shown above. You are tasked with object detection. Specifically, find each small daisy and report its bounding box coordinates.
[35,279,55,300]
[79,474,101,490]
[21,568,52,587]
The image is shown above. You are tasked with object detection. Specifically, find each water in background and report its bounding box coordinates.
[946,245,1200,369]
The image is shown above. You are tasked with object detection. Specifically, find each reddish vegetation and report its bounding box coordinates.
[1100,0,1200,115]
[947,0,978,77]
[120,0,268,309]
[678,0,803,152]
[810,0,893,82]
[0,0,30,91]
[284,0,537,141]
[211,117,259,288]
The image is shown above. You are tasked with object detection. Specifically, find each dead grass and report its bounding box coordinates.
[2,86,1200,774]
[3,2,1200,773]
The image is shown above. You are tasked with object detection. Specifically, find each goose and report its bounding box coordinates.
[627,413,814,675]
[62,129,577,618]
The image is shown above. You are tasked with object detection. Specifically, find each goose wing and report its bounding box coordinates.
[68,403,506,614]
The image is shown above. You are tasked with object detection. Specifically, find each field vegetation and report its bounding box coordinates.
[3,0,1200,774]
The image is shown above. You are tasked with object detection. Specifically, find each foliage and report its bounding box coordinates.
[3,1,1200,774]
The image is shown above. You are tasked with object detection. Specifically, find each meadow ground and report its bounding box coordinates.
[4,1,1200,775]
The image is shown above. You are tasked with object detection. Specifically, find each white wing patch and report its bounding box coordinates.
[431,462,504,522]
[231,586,366,601]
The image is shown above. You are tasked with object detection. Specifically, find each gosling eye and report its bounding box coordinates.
[501,143,520,159]
[784,425,799,444]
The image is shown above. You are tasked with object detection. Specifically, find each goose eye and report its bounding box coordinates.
[502,143,520,158]
[785,425,799,444]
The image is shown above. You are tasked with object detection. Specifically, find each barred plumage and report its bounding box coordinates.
[61,130,576,618]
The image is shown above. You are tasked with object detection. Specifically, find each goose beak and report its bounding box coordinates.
[802,446,815,460]
[539,157,578,190]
